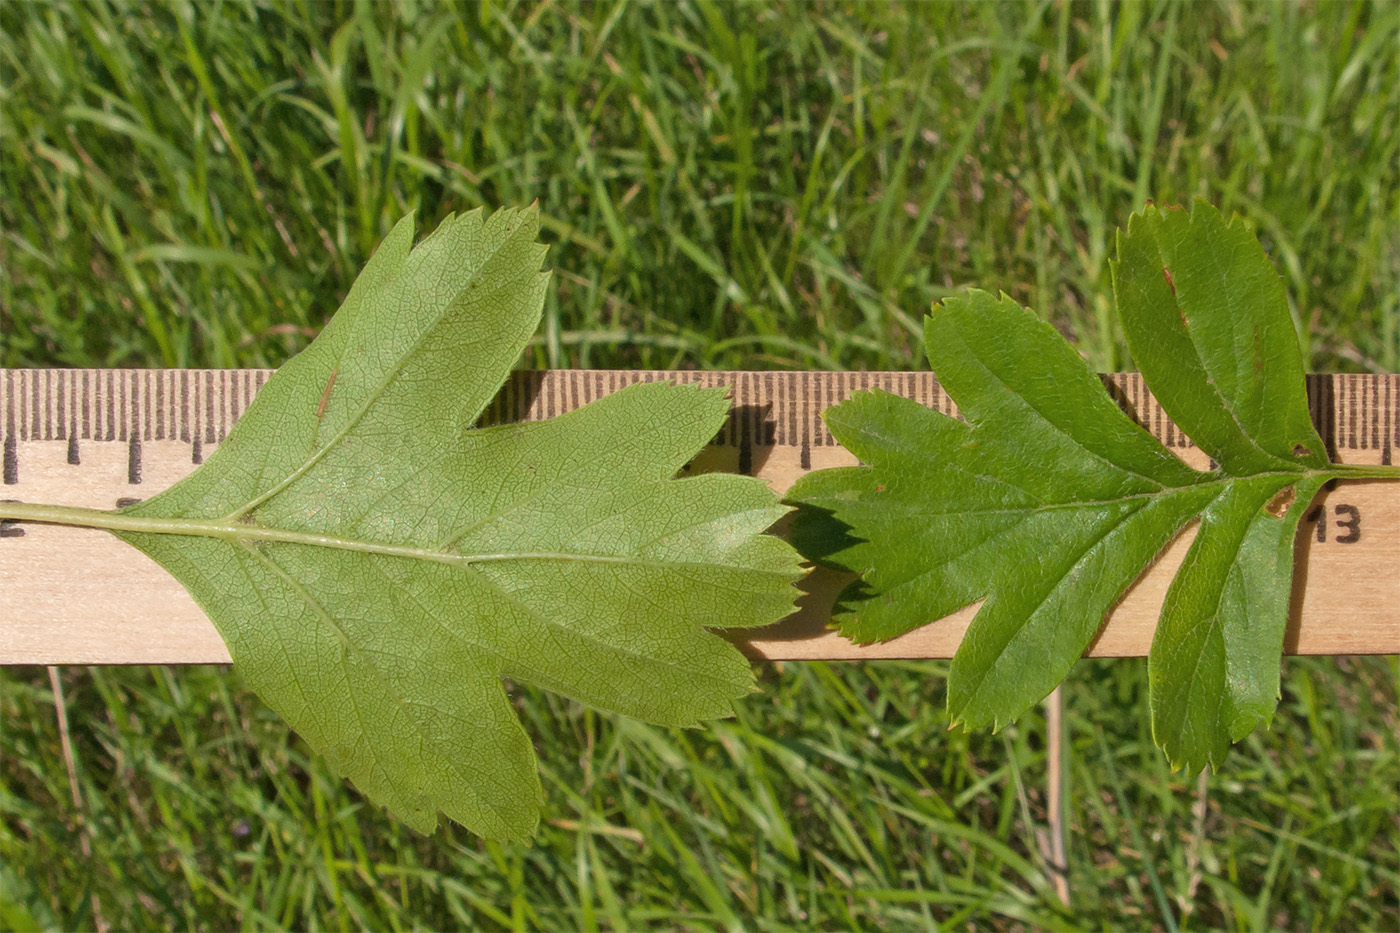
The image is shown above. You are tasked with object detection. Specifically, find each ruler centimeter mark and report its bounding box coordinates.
[0,370,1396,484]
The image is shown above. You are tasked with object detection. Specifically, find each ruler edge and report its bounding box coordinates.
[3,367,1397,457]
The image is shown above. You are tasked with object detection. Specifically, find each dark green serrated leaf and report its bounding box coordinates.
[790,200,1393,773]
[96,207,803,839]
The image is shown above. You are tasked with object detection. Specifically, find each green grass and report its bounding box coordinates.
[1,0,1397,928]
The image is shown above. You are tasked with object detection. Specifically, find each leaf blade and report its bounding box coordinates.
[791,210,1347,769]
[113,209,803,836]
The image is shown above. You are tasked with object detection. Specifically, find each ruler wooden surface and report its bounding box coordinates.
[2,368,1397,665]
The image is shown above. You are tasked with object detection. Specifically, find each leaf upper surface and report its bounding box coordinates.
[791,201,1349,771]
[1112,200,1327,473]
[115,208,803,838]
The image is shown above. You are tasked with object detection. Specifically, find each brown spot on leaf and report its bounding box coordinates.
[1292,443,1312,458]
[1162,267,1176,295]
[1265,486,1295,518]
[874,484,886,493]
[316,368,338,419]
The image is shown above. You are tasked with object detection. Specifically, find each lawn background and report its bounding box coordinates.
[2,1,1397,929]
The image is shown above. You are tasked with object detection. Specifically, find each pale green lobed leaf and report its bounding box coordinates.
[112,208,803,839]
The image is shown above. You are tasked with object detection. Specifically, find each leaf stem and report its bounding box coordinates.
[1329,463,1400,481]
[0,500,742,571]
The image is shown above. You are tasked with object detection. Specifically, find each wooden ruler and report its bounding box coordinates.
[2,369,1397,664]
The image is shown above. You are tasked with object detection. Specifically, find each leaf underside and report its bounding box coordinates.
[116,208,803,839]
[791,199,1338,772]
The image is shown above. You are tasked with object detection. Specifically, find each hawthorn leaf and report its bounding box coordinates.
[789,199,1397,772]
[60,207,801,839]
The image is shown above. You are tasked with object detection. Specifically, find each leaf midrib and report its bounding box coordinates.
[7,502,789,576]
[864,465,1327,520]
